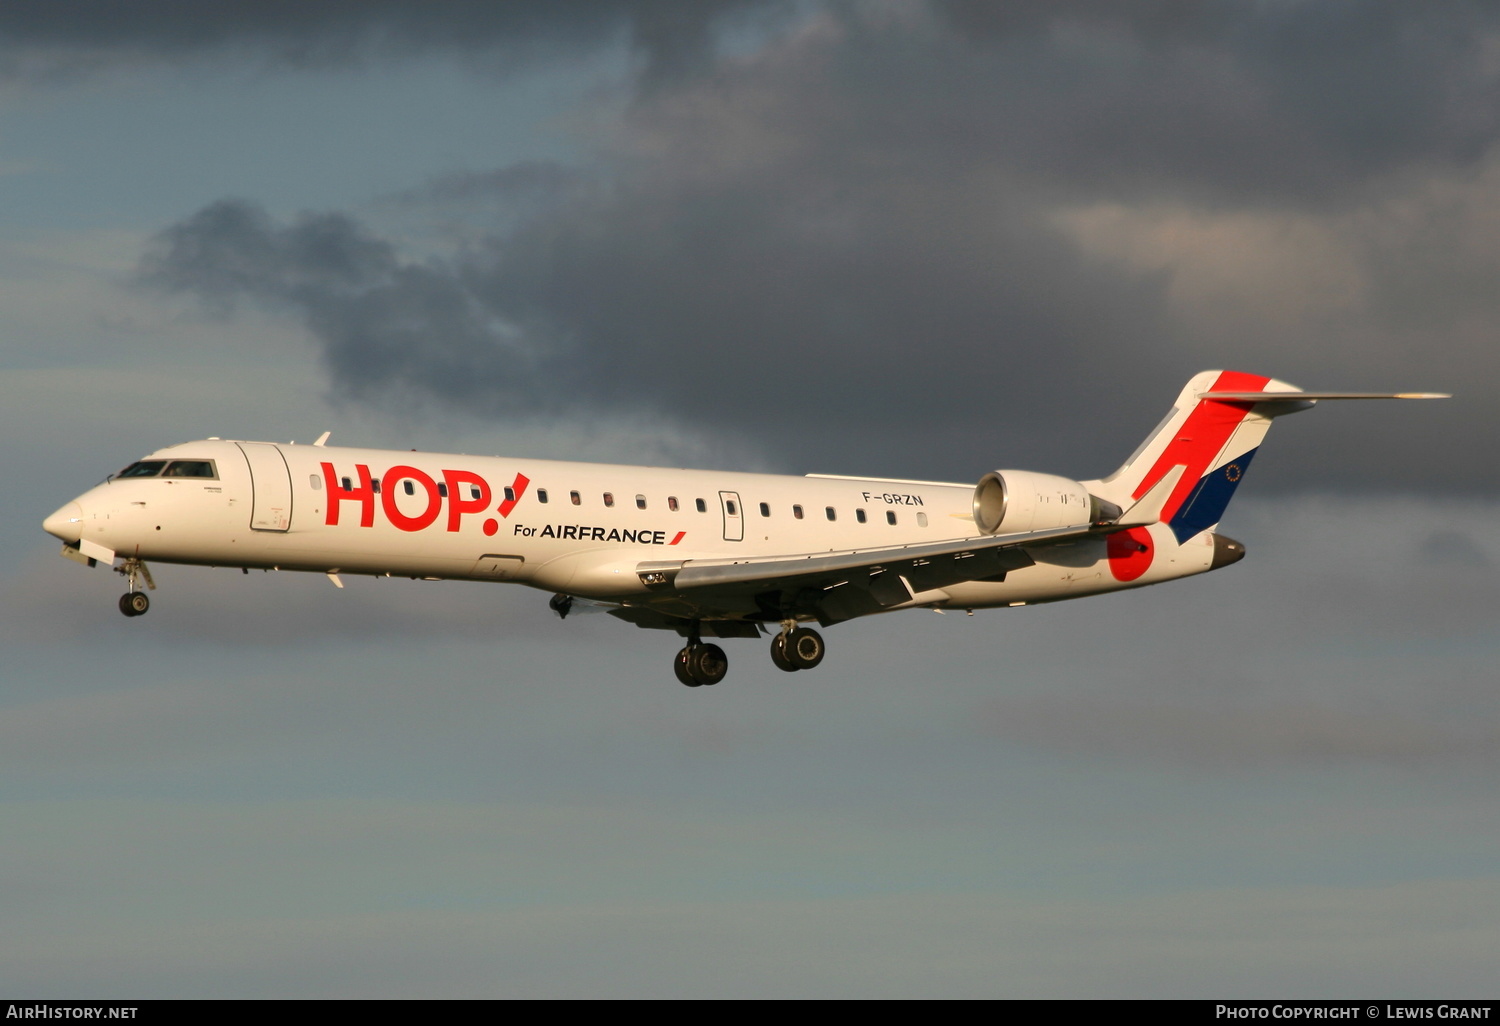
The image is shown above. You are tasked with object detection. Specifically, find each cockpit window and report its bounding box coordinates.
[164,460,217,479]
[117,461,167,478]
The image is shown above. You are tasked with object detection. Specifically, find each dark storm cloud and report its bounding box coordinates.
[0,0,775,82]
[136,198,573,415]
[138,1,1492,487]
[919,0,1500,206]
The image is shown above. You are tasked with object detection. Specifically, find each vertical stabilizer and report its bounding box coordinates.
[1085,370,1306,542]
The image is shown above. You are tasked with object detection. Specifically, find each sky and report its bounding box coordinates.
[1,1,1496,998]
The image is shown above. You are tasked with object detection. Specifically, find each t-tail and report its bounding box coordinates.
[1085,370,1448,545]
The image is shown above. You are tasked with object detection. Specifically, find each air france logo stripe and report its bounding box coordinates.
[498,473,529,518]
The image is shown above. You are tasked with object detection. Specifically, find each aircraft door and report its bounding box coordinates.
[236,442,293,532]
[719,491,744,542]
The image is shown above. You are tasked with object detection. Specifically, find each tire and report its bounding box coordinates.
[787,627,824,670]
[119,592,149,617]
[674,647,701,687]
[770,633,799,672]
[689,643,728,686]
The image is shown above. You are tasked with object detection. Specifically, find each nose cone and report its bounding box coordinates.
[43,502,83,544]
[1211,533,1246,570]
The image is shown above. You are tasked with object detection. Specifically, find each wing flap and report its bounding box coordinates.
[630,519,1133,624]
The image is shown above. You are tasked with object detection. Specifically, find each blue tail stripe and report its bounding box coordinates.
[1168,447,1258,543]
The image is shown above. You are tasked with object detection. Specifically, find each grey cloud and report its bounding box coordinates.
[137,2,1492,488]
[920,1,1500,206]
[0,0,778,83]
[1420,529,1494,568]
[136,199,571,418]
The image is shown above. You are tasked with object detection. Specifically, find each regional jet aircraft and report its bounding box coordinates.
[42,371,1445,686]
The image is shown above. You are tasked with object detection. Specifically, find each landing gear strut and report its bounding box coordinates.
[770,625,825,672]
[115,558,155,618]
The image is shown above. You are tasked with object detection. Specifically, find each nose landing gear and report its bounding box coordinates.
[115,558,155,617]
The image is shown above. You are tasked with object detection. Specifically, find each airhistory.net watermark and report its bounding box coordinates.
[6,1008,137,1019]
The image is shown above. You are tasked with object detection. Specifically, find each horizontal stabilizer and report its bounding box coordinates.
[1200,390,1450,401]
[1117,465,1185,527]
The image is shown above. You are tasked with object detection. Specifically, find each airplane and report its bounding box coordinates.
[42,370,1446,686]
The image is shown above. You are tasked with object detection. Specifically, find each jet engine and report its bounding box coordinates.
[972,470,1121,535]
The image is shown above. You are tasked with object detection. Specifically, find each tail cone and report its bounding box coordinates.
[1211,533,1246,570]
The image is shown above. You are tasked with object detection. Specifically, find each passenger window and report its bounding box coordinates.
[603,492,615,507]
[570,490,581,506]
[438,483,448,498]
[759,502,770,517]
[695,498,707,513]
[793,505,804,520]
[886,511,896,525]
[504,486,516,502]
[537,489,548,503]
[164,460,217,479]
[917,512,928,527]
[371,478,381,494]
[668,496,679,512]
[342,477,353,491]
[856,509,867,524]
[403,480,415,496]
[636,495,647,510]
[826,507,836,521]
[117,461,167,478]
[310,475,322,491]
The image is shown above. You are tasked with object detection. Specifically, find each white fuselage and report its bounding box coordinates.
[47,438,1218,618]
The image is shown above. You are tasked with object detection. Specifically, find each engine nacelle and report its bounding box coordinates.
[972,470,1114,535]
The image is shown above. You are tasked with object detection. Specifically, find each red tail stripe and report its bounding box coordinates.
[1132,370,1269,521]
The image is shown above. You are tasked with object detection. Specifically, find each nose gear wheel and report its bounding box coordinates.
[118,592,150,617]
[115,558,156,617]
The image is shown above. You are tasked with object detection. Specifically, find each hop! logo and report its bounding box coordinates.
[321,462,519,535]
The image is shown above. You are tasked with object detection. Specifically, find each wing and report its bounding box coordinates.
[605,467,1185,631]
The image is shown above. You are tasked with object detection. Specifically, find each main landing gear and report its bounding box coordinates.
[671,622,827,686]
[674,641,728,687]
[115,558,155,618]
[770,625,824,673]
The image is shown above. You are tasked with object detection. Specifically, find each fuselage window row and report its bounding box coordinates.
[310,478,901,529]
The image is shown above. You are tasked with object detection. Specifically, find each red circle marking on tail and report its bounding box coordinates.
[1107,527,1154,582]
